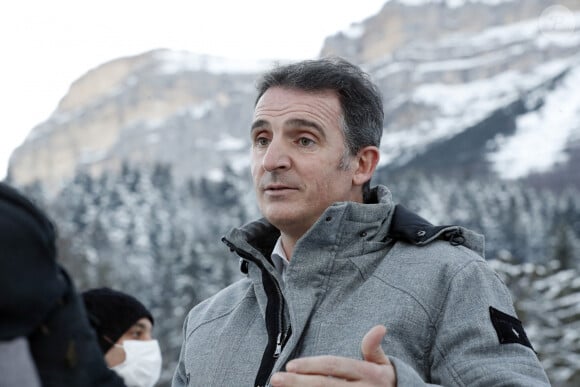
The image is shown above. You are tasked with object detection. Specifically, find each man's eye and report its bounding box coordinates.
[298,137,315,146]
[255,137,269,146]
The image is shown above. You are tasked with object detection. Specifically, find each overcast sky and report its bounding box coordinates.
[0,0,387,179]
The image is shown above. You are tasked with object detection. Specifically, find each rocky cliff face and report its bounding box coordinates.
[320,0,580,64]
[8,0,580,194]
[8,51,265,193]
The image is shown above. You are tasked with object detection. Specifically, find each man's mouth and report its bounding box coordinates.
[264,184,296,192]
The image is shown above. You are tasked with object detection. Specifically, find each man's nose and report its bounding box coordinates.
[262,138,291,172]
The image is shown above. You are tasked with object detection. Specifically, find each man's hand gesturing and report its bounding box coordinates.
[270,325,397,386]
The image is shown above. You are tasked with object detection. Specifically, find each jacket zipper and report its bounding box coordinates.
[274,333,282,358]
[272,270,288,359]
[222,238,290,385]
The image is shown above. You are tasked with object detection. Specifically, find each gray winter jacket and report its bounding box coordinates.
[173,185,550,386]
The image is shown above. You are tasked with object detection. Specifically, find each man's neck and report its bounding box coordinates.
[279,234,296,261]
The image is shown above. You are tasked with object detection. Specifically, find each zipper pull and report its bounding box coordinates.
[273,332,282,358]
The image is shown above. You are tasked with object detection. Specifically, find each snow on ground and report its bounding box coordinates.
[380,57,575,165]
[488,64,580,179]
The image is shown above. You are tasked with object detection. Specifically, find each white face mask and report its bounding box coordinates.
[111,340,162,387]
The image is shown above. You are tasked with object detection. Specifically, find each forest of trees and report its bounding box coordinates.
[18,163,580,386]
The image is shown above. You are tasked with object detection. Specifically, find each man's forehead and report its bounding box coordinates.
[132,317,153,329]
[253,87,342,123]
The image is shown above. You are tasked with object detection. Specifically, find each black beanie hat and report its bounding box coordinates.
[82,287,154,353]
[0,182,65,340]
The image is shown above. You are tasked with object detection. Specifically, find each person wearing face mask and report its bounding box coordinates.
[82,287,162,387]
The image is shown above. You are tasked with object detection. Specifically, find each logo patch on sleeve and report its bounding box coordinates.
[489,306,534,351]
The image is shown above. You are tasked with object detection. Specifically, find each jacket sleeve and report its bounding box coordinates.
[393,259,550,386]
[389,356,440,386]
[432,259,549,385]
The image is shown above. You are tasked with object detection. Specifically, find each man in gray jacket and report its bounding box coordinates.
[173,58,550,386]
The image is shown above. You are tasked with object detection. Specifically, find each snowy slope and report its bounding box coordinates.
[369,10,580,181]
[489,65,580,179]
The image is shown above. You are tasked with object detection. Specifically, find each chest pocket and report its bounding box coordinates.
[184,312,266,385]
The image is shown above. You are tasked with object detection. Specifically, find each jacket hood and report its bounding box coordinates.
[388,204,485,258]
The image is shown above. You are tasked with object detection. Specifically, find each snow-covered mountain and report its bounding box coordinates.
[320,0,580,185]
[7,50,269,194]
[6,2,579,385]
[7,0,580,194]
[362,7,580,185]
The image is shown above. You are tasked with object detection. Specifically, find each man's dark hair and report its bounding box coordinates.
[255,57,384,196]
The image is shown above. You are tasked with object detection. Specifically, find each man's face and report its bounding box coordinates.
[105,317,154,367]
[251,86,361,238]
[118,317,153,342]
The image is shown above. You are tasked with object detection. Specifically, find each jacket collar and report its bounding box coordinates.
[225,184,485,276]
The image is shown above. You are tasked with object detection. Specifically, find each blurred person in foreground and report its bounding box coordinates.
[172,58,550,386]
[0,181,124,387]
[83,287,162,387]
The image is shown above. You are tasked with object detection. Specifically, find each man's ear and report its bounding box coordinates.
[352,146,380,187]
